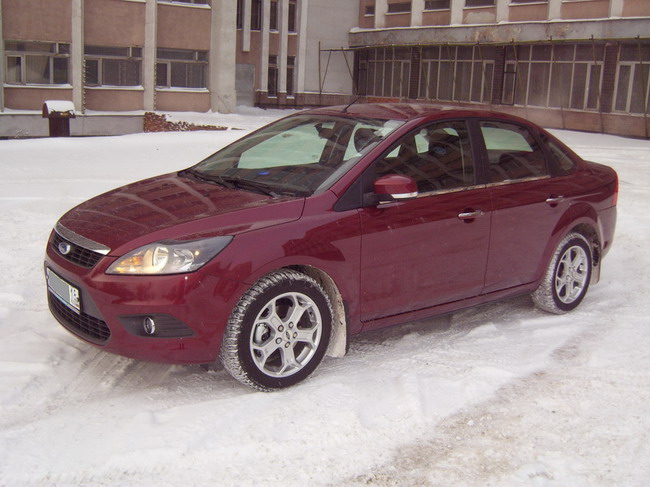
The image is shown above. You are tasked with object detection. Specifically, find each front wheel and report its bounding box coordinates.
[532,232,592,314]
[221,270,332,391]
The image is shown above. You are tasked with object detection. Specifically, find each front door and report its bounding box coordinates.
[358,120,491,324]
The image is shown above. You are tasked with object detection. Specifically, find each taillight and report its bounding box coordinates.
[612,175,619,206]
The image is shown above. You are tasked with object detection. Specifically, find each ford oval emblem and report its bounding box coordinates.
[58,241,73,255]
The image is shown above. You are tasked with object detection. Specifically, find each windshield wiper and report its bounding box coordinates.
[218,176,281,197]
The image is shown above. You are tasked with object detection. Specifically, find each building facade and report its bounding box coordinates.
[351,0,650,137]
[2,0,649,137]
[0,0,357,128]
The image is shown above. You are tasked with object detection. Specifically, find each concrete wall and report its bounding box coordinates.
[0,113,143,137]
[304,0,359,97]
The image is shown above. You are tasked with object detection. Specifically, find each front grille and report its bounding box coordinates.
[48,292,111,344]
[52,232,103,268]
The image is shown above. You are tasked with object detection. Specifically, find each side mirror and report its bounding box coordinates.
[371,175,418,204]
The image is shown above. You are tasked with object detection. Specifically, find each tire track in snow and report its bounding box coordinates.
[337,318,650,487]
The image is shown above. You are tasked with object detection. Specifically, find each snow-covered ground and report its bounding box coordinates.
[0,108,648,487]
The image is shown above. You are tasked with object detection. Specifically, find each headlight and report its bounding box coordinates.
[106,236,233,275]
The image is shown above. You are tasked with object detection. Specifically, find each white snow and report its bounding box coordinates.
[1,108,649,487]
[42,100,76,116]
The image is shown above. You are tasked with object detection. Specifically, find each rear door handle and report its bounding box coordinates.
[458,210,484,220]
[545,195,565,206]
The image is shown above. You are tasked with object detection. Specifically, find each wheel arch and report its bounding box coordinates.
[286,264,349,358]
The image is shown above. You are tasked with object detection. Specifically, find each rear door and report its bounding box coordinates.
[479,120,574,293]
[358,120,491,323]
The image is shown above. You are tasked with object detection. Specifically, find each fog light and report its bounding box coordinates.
[143,316,156,335]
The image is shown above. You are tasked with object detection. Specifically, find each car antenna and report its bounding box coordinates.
[342,97,359,113]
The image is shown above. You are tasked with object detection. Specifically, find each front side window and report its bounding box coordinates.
[191,115,404,196]
[480,121,547,183]
[85,46,142,87]
[374,121,476,193]
[156,48,207,88]
[4,41,69,85]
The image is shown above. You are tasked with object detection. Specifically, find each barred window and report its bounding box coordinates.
[5,41,69,85]
[613,44,650,115]
[418,45,495,104]
[156,48,208,88]
[357,47,411,98]
[85,46,142,87]
[502,43,604,111]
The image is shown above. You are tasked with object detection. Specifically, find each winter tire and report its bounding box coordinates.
[532,232,592,314]
[220,269,332,391]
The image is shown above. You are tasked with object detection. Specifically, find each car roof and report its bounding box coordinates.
[299,102,538,127]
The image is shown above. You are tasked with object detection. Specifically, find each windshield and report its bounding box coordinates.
[189,114,404,196]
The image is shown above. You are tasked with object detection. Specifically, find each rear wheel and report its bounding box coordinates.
[532,232,592,314]
[221,270,332,391]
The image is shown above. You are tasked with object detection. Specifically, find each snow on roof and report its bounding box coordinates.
[42,100,76,117]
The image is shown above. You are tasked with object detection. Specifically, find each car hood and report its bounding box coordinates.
[57,172,305,255]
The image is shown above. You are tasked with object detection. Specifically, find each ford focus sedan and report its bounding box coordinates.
[45,104,618,391]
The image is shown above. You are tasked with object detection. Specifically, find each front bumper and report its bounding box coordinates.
[44,236,248,365]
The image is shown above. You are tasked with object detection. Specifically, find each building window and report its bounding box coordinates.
[268,55,278,96]
[156,48,208,88]
[357,47,411,98]
[365,5,376,15]
[85,46,142,87]
[161,0,210,4]
[270,0,279,31]
[614,44,650,114]
[287,56,295,96]
[424,0,450,9]
[387,2,411,13]
[465,0,494,6]
[251,0,262,31]
[4,41,69,85]
[418,45,495,104]
[510,0,547,3]
[502,44,604,111]
[288,0,298,33]
[237,0,243,29]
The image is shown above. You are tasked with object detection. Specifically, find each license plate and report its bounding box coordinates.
[46,268,82,314]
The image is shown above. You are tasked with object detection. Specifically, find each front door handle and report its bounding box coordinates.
[458,210,484,221]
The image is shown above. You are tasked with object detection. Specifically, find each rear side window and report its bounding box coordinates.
[545,138,577,175]
[480,121,548,183]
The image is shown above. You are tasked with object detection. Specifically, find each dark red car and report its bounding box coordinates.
[45,104,618,391]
